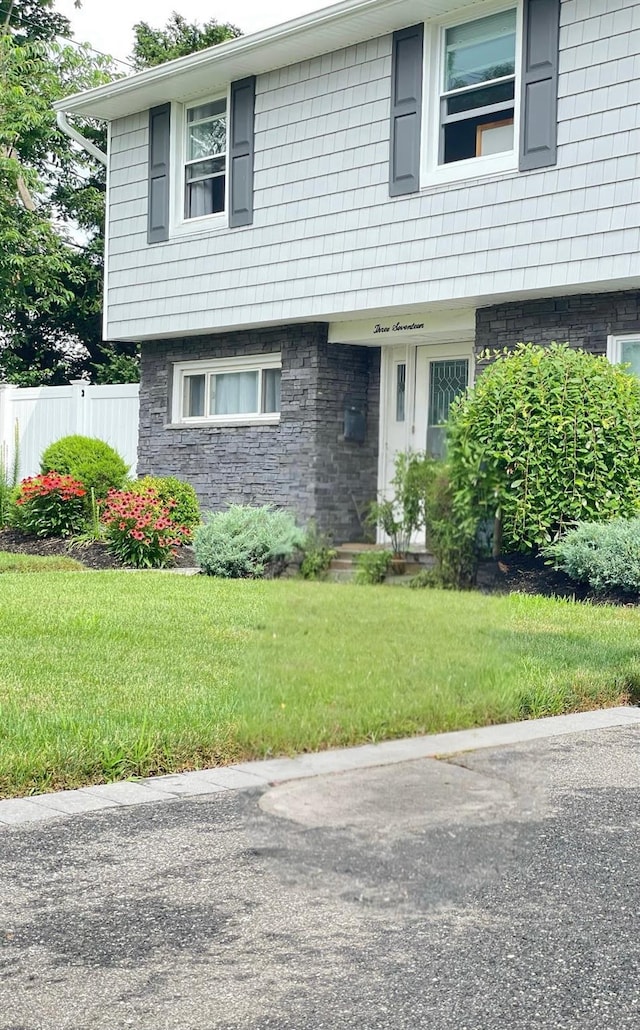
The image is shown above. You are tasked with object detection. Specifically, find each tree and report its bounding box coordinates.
[132,12,241,70]
[0,2,140,384]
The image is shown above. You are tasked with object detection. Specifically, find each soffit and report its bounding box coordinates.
[54,0,488,120]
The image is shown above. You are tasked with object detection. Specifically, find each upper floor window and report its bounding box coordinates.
[184,98,227,221]
[440,9,517,165]
[424,3,521,185]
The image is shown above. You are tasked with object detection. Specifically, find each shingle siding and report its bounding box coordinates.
[138,324,379,541]
[106,0,640,341]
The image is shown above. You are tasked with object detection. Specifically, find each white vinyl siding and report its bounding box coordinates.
[107,0,640,341]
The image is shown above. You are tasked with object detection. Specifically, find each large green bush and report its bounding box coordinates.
[193,504,304,578]
[130,475,200,534]
[544,518,640,594]
[448,343,640,552]
[41,435,128,500]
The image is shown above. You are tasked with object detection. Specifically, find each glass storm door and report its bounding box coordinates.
[416,349,470,459]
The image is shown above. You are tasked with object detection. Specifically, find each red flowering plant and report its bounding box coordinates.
[14,472,87,538]
[100,487,191,568]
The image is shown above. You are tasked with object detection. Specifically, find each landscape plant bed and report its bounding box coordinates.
[476,552,640,606]
[0,574,637,799]
[0,528,197,571]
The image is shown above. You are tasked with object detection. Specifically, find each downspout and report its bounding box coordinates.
[56,111,107,166]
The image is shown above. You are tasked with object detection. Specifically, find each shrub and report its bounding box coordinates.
[101,487,191,568]
[424,463,476,588]
[13,473,87,538]
[193,504,304,578]
[544,518,640,594]
[448,343,640,553]
[40,435,129,500]
[299,521,336,580]
[130,476,200,536]
[354,549,393,585]
[0,423,20,529]
[367,452,438,555]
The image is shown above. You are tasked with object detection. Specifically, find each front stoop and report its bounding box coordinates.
[328,544,434,583]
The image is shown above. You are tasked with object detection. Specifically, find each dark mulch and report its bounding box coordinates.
[0,529,198,571]
[476,551,639,607]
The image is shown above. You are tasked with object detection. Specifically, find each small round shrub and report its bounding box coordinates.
[13,472,87,538]
[193,504,304,578]
[100,487,191,568]
[130,476,200,536]
[544,518,640,594]
[448,343,640,552]
[40,435,129,501]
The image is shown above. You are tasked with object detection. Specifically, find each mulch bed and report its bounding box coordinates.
[0,529,198,571]
[476,551,639,606]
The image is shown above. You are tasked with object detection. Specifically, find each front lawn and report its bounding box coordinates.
[0,574,638,798]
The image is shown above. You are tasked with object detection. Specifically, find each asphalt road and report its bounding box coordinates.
[1,725,638,1029]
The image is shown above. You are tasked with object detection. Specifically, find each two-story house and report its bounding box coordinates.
[55,0,640,541]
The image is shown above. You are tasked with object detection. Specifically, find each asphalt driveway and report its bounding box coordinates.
[1,720,638,1029]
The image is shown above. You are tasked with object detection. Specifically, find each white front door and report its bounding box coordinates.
[379,342,473,500]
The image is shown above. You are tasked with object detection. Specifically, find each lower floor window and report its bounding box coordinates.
[174,355,282,424]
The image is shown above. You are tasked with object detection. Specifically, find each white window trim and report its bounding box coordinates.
[607,335,640,366]
[171,353,282,427]
[170,90,230,238]
[421,0,523,188]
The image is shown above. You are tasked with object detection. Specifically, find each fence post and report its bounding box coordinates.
[70,379,89,437]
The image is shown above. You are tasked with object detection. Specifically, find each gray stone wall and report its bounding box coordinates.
[138,323,379,541]
[476,290,640,357]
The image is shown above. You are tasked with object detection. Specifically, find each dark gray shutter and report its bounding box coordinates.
[229,76,256,227]
[389,24,423,197]
[147,103,171,244]
[519,0,560,171]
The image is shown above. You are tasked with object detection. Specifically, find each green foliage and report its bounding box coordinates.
[367,452,437,555]
[424,463,477,587]
[299,521,336,580]
[448,343,640,553]
[132,12,241,69]
[13,472,87,537]
[101,487,191,568]
[0,420,20,528]
[130,476,200,535]
[354,549,393,585]
[544,518,640,594]
[40,435,129,500]
[193,505,304,578]
[0,551,83,572]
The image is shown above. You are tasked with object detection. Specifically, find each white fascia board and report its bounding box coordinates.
[53,0,466,121]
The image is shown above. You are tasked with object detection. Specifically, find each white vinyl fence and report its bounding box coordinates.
[0,380,140,481]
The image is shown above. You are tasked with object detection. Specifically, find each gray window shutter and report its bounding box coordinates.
[229,76,256,228]
[148,103,171,244]
[519,0,560,171]
[389,24,423,197]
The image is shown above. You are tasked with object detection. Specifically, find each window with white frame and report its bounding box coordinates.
[432,6,518,170]
[184,97,227,220]
[607,335,640,378]
[173,355,282,424]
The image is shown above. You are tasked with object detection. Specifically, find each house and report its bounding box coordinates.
[54,0,640,541]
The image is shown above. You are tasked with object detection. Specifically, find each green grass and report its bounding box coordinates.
[0,574,638,798]
[0,552,85,573]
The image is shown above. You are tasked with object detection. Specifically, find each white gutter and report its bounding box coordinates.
[56,111,107,166]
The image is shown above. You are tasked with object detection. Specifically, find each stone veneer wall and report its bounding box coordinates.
[476,290,640,357]
[138,323,380,542]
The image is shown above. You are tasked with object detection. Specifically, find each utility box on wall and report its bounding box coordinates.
[343,396,366,443]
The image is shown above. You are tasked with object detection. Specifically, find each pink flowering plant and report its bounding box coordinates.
[100,488,191,568]
[14,472,87,538]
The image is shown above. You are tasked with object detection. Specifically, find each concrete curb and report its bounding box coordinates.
[1,706,638,827]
